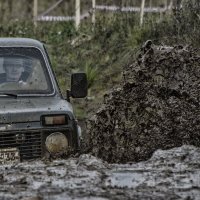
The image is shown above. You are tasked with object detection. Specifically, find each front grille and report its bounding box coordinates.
[0,131,42,161]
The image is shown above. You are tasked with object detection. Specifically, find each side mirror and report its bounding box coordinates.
[70,73,87,98]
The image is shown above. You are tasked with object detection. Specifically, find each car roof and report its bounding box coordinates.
[0,38,44,49]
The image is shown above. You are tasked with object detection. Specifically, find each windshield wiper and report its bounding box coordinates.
[0,93,18,98]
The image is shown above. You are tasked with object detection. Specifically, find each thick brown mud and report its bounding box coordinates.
[87,42,200,163]
[1,145,200,200]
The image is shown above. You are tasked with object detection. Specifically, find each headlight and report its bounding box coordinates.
[45,132,68,154]
[41,115,67,126]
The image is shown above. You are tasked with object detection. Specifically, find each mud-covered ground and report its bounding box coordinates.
[1,145,200,200]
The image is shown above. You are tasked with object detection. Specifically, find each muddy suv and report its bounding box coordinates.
[0,38,87,163]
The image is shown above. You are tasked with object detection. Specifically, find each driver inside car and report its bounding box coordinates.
[0,57,30,84]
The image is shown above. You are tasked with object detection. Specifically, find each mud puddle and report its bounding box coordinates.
[1,145,200,200]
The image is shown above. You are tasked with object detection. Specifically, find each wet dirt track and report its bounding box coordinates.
[1,145,200,200]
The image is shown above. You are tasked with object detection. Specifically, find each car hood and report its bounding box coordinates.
[0,97,74,124]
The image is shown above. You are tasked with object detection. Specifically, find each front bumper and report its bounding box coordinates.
[0,127,78,161]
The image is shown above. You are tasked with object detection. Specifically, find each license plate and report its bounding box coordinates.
[0,148,20,164]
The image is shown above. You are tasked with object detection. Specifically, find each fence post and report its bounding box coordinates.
[168,0,173,14]
[140,0,145,26]
[149,0,152,8]
[33,0,38,26]
[92,0,96,25]
[165,0,168,10]
[75,0,80,29]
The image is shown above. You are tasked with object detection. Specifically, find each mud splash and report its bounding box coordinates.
[1,145,200,199]
[87,42,200,163]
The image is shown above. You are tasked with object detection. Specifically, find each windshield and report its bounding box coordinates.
[0,47,53,95]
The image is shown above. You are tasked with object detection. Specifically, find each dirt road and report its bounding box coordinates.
[1,145,200,200]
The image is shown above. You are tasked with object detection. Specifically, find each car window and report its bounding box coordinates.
[0,47,53,94]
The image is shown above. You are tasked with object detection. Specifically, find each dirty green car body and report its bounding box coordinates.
[0,38,87,162]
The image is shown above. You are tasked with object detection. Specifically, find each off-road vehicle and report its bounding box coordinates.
[0,38,87,163]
